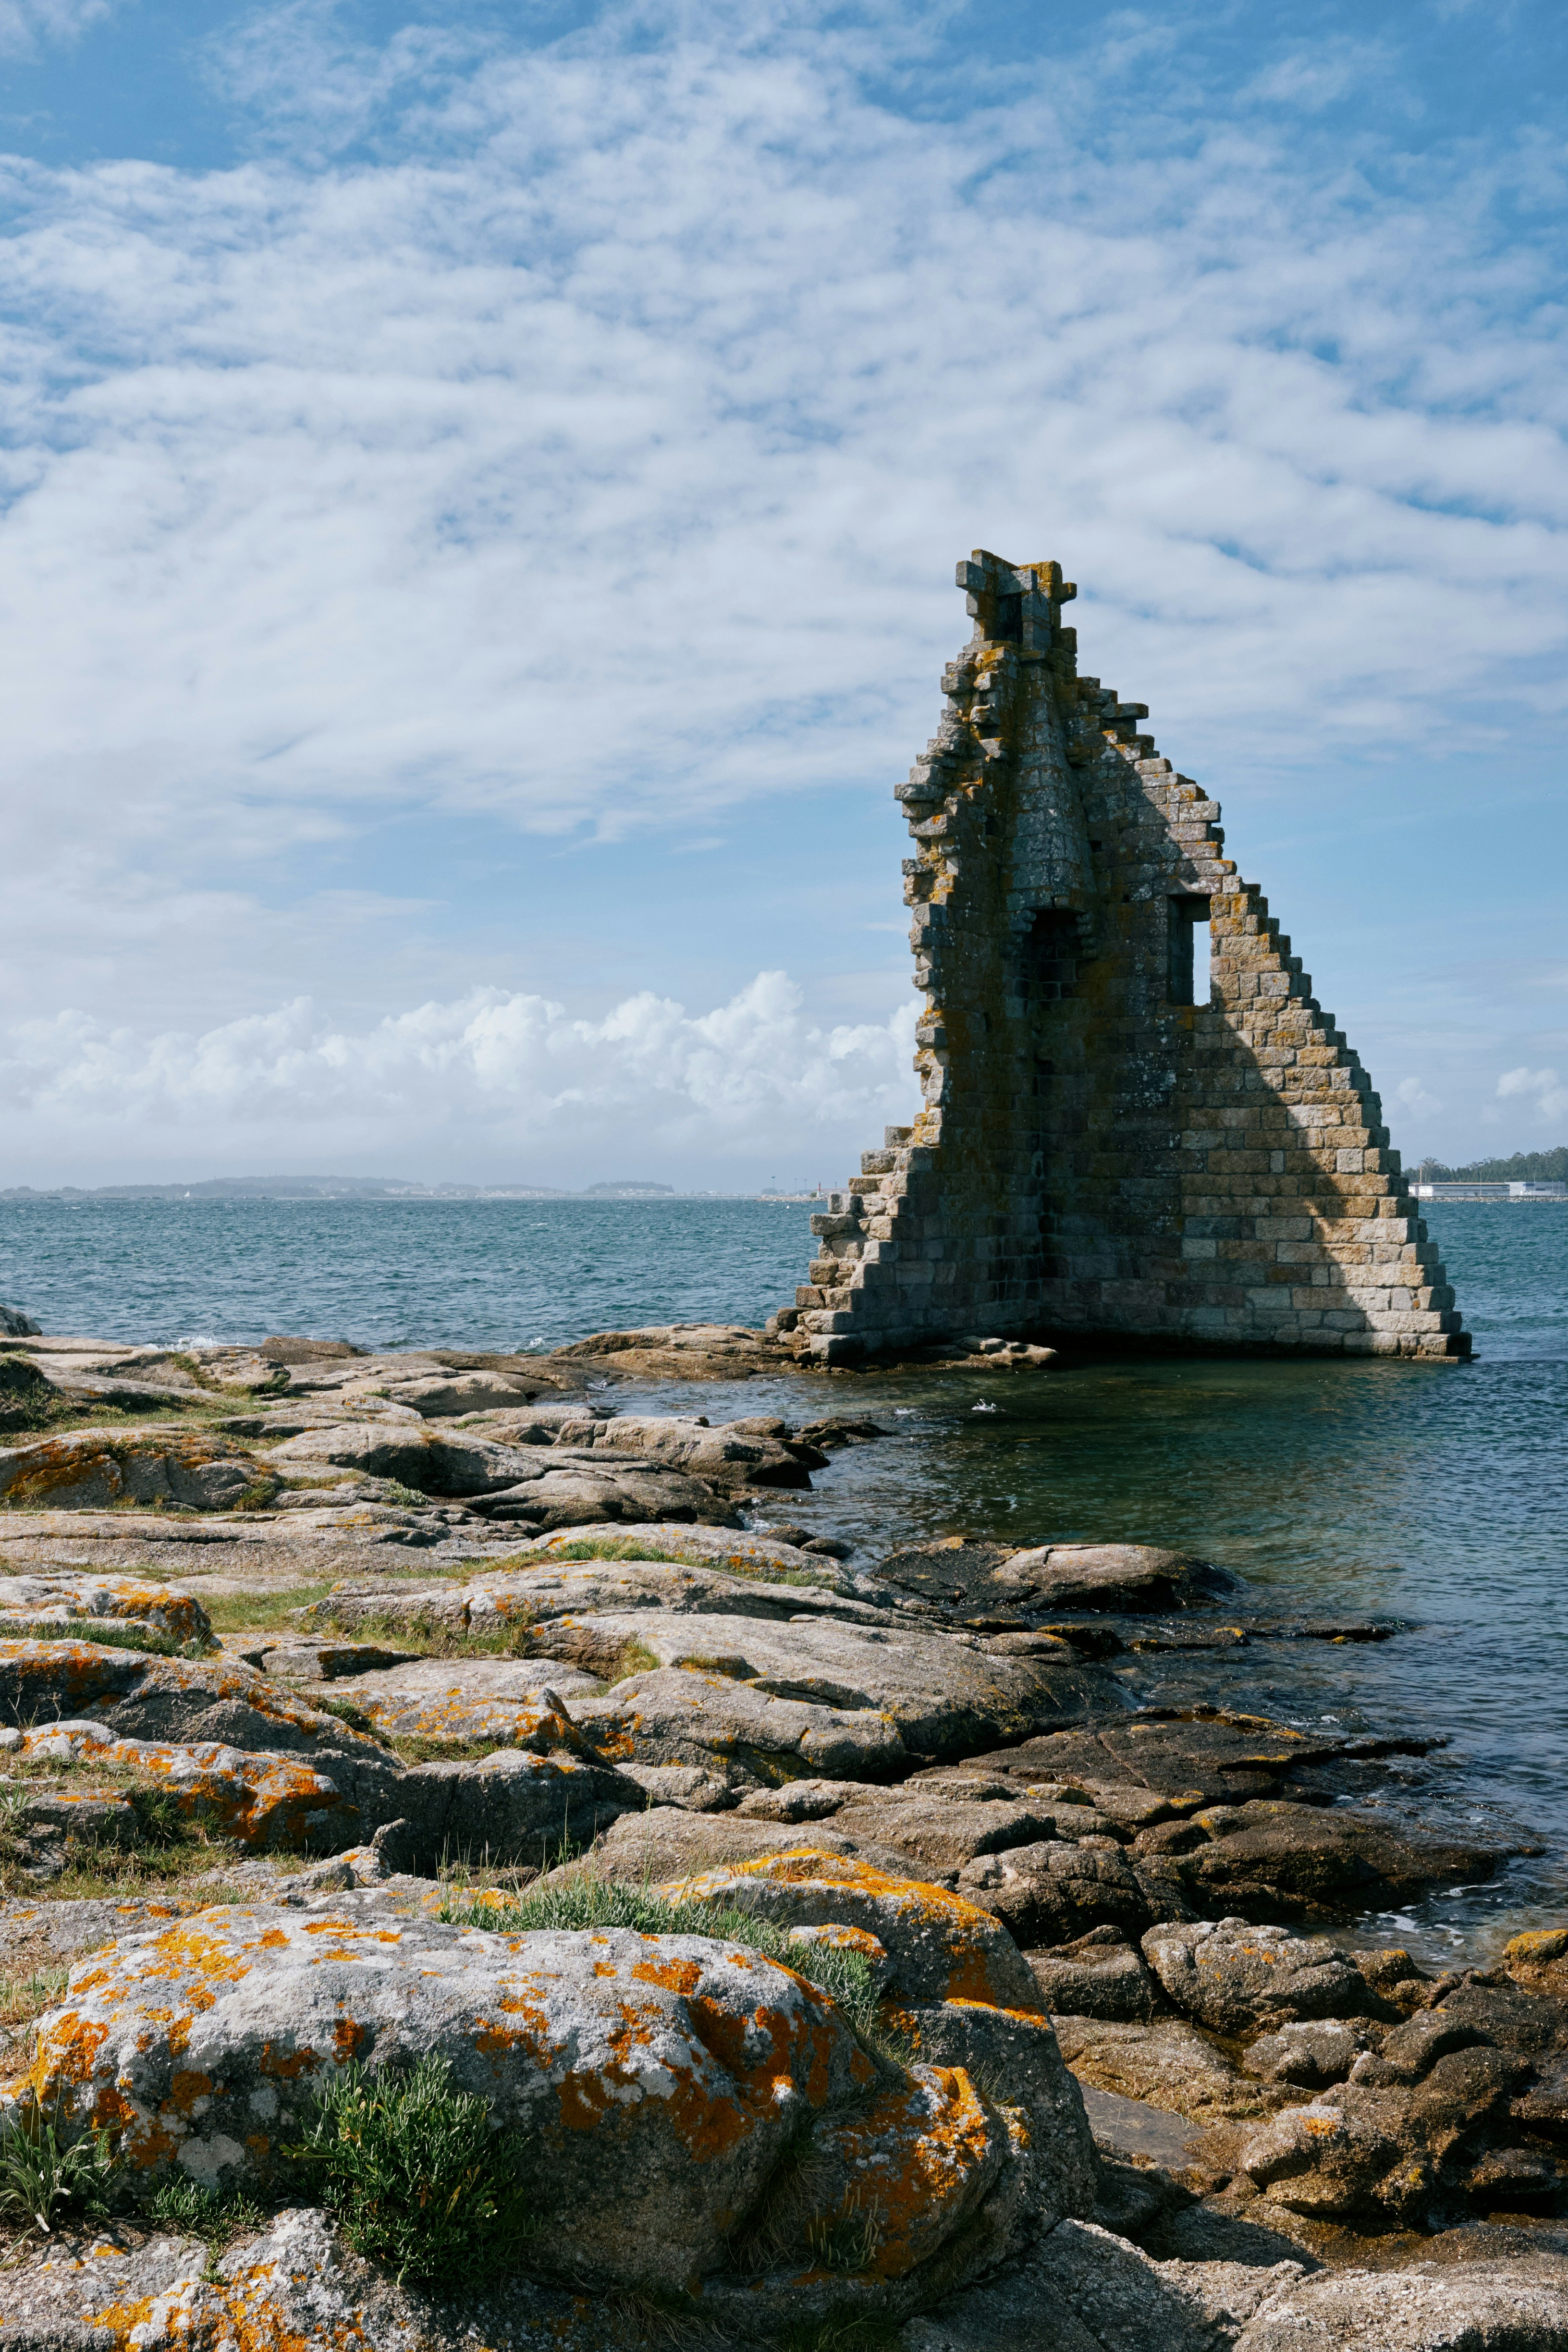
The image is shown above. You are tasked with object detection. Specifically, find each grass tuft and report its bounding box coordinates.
[143,2172,265,2245]
[0,1966,68,2033]
[285,2054,537,2283]
[0,2110,118,2235]
[0,1619,202,1659]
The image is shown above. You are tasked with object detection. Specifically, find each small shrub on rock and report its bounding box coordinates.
[286,2054,536,2283]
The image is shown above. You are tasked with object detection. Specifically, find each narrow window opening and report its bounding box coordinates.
[1168,894,1211,1006]
[993,592,1022,644]
[1023,909,1079,1006]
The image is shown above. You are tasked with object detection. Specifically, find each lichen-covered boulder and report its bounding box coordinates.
[657,1852,1044,2013]
[1141,1919,1384,2035]
[511,1520,853,1579]
[0,1429,278,1512]
[1505,1924,1568,2000]
[8,1902,1032,2303]
[906,1997,1098,2221]
[0,1639,387,1754]
[322,1657,603,1744]
[558,1608,1111,1761]
[12,1719,355,1850]
[0,1571,215,1650]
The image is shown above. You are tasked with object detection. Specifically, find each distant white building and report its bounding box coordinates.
[1413,1180,1567,1200]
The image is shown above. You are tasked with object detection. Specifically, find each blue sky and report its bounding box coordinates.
[0,0,1564,1186]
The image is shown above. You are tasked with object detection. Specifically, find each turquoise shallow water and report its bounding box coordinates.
[2,1193,1565,1960]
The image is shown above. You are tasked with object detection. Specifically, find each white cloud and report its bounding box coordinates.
[0,974,921,1180]
[0,0,1564,1176]
[0,0,114,55]
[1394,1075,1441,1115]
[1496,1065,1568,1122]
[0,2,1561,892]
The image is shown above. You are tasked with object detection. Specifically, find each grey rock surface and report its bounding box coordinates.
[1232,2254,1568,2349]
[0,1426,278,1511]
[1142,1918,1384,2034]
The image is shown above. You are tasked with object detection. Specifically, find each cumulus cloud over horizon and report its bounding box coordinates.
[0,0,1564,1174]
[0,973,922,1184]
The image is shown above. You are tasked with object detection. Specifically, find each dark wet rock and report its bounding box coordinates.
[1142,1919,1387,2034]
[1158,1799,1511,1920]
[1028,1929,1163,2022]
[1242,2018,1377,2089]
[260,1335,366,1361]
[0,1302,42,1335]
[983,1709,1445,1804]
[959,1841,1155,1949]
[993,1544,1236,1614]
[1054,2013,1284,2121]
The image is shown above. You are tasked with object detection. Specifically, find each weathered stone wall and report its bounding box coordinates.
[784,550,1469,1365]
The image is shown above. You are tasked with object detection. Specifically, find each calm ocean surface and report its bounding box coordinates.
[2,1193,1565,1960]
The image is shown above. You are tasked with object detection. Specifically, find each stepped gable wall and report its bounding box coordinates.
[781,550,1469,1366]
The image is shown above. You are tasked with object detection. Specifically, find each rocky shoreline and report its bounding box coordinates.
[0,1320,1562,2347]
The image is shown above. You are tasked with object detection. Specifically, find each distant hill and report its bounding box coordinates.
[1417,1146,1568,1184]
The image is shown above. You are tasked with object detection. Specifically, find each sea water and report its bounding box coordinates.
[2,1192,1565,1960]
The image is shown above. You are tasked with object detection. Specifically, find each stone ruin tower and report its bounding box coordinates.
[781,551,1469,1367]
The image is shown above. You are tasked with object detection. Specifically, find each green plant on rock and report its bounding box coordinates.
[0,2109,119,2234]
[285,2054,537,2283]
[804,2190,884,2275]
[144,2172,265,2245]
[313,1695,375,1735]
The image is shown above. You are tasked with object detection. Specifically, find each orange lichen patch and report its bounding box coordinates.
[26,2012,109,2096]
[167,2069,213,2115]
[473,2020,530,2058]
[259,2043,321,2081]
[15,1722,351,1853]
[332,2018,369,2064]
[630,1955,705,1997]
[803,2064,1004,2281]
